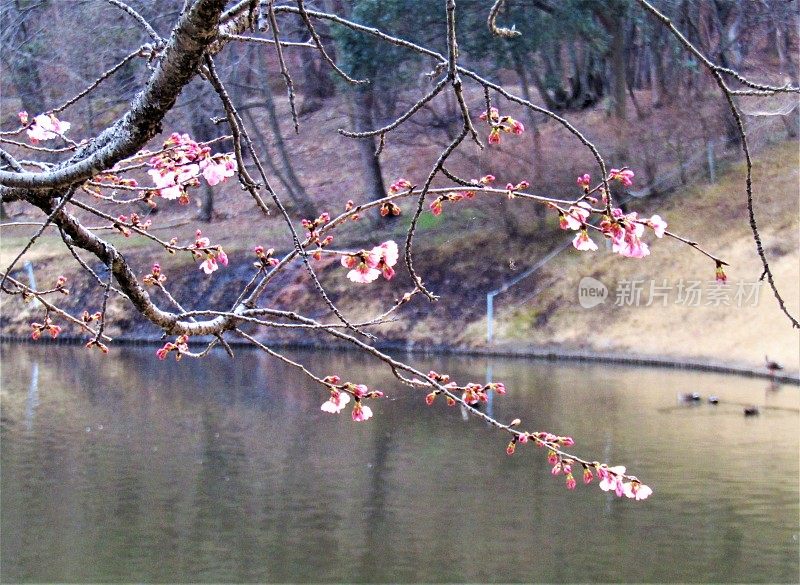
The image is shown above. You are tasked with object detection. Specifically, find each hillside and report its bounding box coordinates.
[1,100,797,375]
[477,140,800,372]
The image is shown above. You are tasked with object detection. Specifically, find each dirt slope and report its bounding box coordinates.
[481,141,800,372]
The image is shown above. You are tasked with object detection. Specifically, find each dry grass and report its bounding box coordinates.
[491,141,800,371]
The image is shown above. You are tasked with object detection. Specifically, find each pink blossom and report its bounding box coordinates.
[615,236,650,259]
[487,382,506,394]
[566,474,577,490]
[159,184,184,200]
[18,111,28,125]
[604,212,651,259]
[598,465,626,495]
[345,249,381,283]
[576,174,591,188]
[389,178,412,193]
[194,231,211,248]
[201,155,236,186]
[560,203,591,231]
[647,214,668,238]
[375,240,399,266]
[573,230,599,252]
[347,264,380,283]
[510,119,525,135]
[372,240,399,280]
[583,467,594,484]
[715,263,727,284]
[479,107,499,122]
[148,164,199,200]
[351,401,373,422]
[175,164,200,184]
[320,390,351,414]
[488,128,501,145]
[199,258,218,274]
[623,481,653,500]
[26,113,71,143]
[430,199,443,216]
[609,168,635,187]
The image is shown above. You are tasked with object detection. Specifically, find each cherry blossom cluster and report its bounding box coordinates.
[505,430,653,499]
[479,107,525,144]
[18,111,71,143]
[146,133,235,202]
[597,465,653,500]
[156,334,189,361]
[340,240,399,283]
[301,212,333,245]
[115,213,151,237]
[84,338,110,353]
[413,369,651,498]
[253,246,281,270]
[94,172,139,188]
[22,275,68,306]
[81,310,103,324]
[504,179,529,198]
[429,189,474,216]
[608,168,635,187]
[191,230,229,274]
[388,178,412,194]
[380,201,402,217]
[319,376,384,422]
[142,263,167,286]
[421,370,507,406]
[428,175,494,216]
[30,315,62,340]
[555,172,669,258]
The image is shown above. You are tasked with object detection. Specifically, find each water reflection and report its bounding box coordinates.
[24,362,38,431]
[1,344,798,582]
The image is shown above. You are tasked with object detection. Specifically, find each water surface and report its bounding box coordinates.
[1,344,798,582]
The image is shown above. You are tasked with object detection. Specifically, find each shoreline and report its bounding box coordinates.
[2,334,798,385]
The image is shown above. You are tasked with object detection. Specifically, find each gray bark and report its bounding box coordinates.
[350,87,387,201]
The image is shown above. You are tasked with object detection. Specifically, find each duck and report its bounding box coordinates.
[743,405,760,416]
[678,392,702,402]
[765,356,784,376]
[708,396,719,404]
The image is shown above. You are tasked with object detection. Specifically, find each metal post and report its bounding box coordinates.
[23,261,41,307]
[706,140,716,183]
[24,260,36,290]
[486,292,494,344]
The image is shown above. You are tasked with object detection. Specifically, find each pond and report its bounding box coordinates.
[1,343,798,583]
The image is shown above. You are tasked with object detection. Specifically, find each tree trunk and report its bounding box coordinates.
[256,74,318,218]
[296,12,336,117]
[610,12,627,122]
[649,40,662,108]
[350,88,387,201]
[512,53,545,230]
[1,1,47,115]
